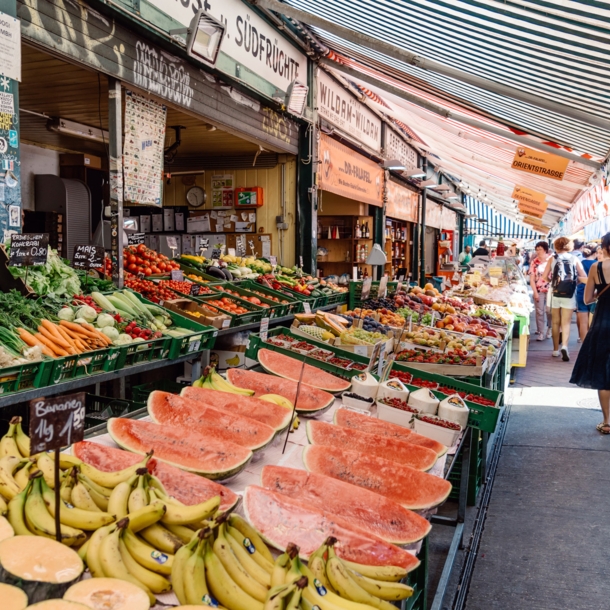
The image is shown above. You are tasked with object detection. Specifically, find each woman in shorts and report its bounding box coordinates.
[576,245,598,342]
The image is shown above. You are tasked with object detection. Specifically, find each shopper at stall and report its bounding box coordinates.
[472,240,490,257]
[570,233,610,434]
[575,244,598,342]
[542,236,587,361]
[530,241,552,341]
[458,246,472,265]
[572,239,585,261]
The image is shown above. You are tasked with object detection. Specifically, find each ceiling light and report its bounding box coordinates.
[432,184,451,192]
[286,80,309,117]
[47,118,109,143]
[171,10,226,67]
[402,169,427,178]
[381,159,406,171]
[419,179,439,188]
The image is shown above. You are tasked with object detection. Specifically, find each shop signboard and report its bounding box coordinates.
[513,185,547,219]
[318,134,384,207]
[385,129,418,171]
[386,180,418,222]
[0,11,20,82]
[511,147,569,181]
[317,69,382,153]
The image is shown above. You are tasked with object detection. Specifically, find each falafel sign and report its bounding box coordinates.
[318,134,384,207]
[511,147,569,181]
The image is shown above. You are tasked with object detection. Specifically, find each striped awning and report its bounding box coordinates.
[465,197,544,239]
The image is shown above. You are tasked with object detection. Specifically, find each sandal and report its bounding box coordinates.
[598,424,610,435]
[596,422,605,431]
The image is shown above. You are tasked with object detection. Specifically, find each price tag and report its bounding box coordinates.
[228,248,236,257]
[29,392,86,453]
[188,340,201,352]
[378,276,389,298]
[490,277,499,286]
[170,269,184,282]
[353,345,368,356]
[190,283,201,296]
[367,341,383,373]
[211,248,222,260]
[396,280,403,294]
[269,255,278,267]
[260,317,270,341]
[398,274,405,281]
[9,233,49,267]
[127,233,146,246]
[361,277,373,302]
[377,343,387,378]
[72,245,105,270]
[299,256,303,268]
[167,236,178,250]
[303,302,312,314]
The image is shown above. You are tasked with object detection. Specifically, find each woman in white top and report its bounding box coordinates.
[541,237,587,361]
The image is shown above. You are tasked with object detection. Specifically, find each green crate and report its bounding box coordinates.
[0,358,51,396]
[84,394,146,430]
[114,336,171,368]
[132,379,189,403]
[403,538,427,610]
[325,291,349,306]
[178,263,227,286]
[448,428,484,505]
[195,293,264,327]
[48,347,116,384]
[241,280,299,316]
[348,280,399,310]
[222,283,288,319]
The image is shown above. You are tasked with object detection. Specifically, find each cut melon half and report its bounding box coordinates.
[0,582,28,610]
[63,578,150,610]
[0,515,14,542]
[26,602,91,610]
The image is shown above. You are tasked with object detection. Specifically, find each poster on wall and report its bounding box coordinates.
[0,75,20,238]
[123,91,166,207]
[211,174,234,208]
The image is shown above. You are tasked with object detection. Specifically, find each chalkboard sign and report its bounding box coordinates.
[170,269,184,282]
[190,283,201,296]
[211,248,221,260]
[29,392,86,453]
[127,233,146,246]
[9,233,49,267]
[72,245,105,270]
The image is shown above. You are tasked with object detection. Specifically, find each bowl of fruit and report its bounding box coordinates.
[413,414,462,447]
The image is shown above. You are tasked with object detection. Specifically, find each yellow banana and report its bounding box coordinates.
[229,513,274,563]
[0,494,7,516]
[24,477,86,546]
[107,478,134,520]
[302,576,376,610]
[123,527,174,575]
[285,582,305,610]
[77,537,90,562]
[326,556,396,610]
[346,570,413,601]
[118,536,172,594]
[79,473,113,498]
[35,452,57,489]
[128,473,149,513]
[214,523,269,602]
[163,521,198,544]
[210,369,255,396]
[14,417,30,457]
[171,535,198,604]
[263,584,297,610]
[310,555,335,594]
[60,474,75,503]
[79,454,150,489]
[78,475,109,511]
[54,453,82,470]
[126,503,166,533]
[7,481,34,536]
[225,526,272,587]
[270,546,296,588]
[0,420,21,459]
[339,558,408,583]
[86,522,115,577]
[152,493,220,526]
[204,536,264,610]
[139,523,183,554]
[0,455,22,500]
[146,474,168,496]
[183,535,208,605]
[13,461,34,491]
[227,522,274,573]
[71,479,102,513]
[40,478,115,531]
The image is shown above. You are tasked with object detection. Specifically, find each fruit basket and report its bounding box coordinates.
[240,280,299,316]
[195,293,264,327]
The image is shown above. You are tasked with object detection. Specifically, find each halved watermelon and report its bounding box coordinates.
[72,441,238,511]
[334,408,447,457]
[107,418,252,480]
[180,386,291,431]
[243,485,420,571]
[226,369,336,414]
[306,420,437,472]
[257,348,351,393]
[303,445,452,510]
[261,465,430,545]
[148,391,276,452]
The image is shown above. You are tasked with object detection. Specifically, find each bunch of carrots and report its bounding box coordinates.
[17,320,113,358]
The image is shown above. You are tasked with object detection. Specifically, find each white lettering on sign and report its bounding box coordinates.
[0,12,20,82]
[146,0,307,94]
[385,129,418,171]
[317,69,382,152]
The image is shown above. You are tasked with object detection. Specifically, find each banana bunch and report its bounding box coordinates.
[193,366,254,396]
[265,537,413,610]
[259,395,300,431]
[0,416,31,461]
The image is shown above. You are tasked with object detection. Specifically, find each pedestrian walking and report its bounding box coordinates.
[541,236,587,361]
[458,246,472,265]
[529,241,552,341]
[575,244,598,342]
[570,233,610,434]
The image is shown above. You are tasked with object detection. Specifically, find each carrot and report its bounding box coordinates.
[41,320,71,345]
[59,320,99,339]
[38,325,71,350]
[18,328,55,357]
[81,322,113,346]
[35,333,69,357]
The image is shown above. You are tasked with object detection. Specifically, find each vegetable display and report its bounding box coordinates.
[9,250,81,297]
[122,244,180,276]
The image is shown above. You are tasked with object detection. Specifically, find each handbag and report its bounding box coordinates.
[592,283,610,303]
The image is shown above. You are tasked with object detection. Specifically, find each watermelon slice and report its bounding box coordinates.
[107,418,253,480]
[243,485,420,571]
[261,465,431,545]
[147,391,276,452]
[334,408,447,457]
[303,445,452,510]
[306,420,438,472]
[257,348,351,393]
[226,369,336,414]
[72,441,238,512]
[180,386,292,432]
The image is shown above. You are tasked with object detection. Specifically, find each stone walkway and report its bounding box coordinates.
[464,317,610,609]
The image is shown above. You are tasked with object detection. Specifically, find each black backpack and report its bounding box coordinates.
[552,255,577,298]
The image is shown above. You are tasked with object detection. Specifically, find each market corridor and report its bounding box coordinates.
[464,322,610,608]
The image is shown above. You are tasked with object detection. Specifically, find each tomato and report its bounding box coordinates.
[158,262,167,271]
[151,266,160,274]
[143,267,152,276]
[137,244,146,253]
[128,255,136,264]
[128,263,137,272]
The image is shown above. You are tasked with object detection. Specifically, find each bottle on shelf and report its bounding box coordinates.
[327,225,332,240]
[365,222,370,238]
[355,221,361,239]
[317,222,322,239]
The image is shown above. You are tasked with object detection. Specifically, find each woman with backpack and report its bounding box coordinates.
[570,233,610,434]
[541,237,587,361]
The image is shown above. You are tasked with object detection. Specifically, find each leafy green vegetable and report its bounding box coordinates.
[9,250,81,297]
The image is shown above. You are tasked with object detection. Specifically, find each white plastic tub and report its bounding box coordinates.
[377,400,417,428]
[341,392,375,412]
[413,416,461,447]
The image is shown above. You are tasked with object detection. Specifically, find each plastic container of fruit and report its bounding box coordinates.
[341,392,375,412]
[376,398,418,428]
[413,414,461,447]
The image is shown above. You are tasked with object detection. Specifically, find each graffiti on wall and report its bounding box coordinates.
[0,78,21,240]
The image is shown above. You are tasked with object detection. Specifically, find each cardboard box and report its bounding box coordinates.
[211,347,247,370]
[59,153,102,169]
[163,298,231,329]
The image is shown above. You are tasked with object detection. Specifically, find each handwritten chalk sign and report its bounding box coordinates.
[127,233,146,246]
[72,245,105,270]
[190,283,201,296]
[9,233,49,267]
[29,392,86,453]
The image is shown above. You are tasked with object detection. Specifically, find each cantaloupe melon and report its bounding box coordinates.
[0,582,28,610]
[25,602,90,610]
[63,578,150,610]
[0,515,14,542]
[0,536,83,604]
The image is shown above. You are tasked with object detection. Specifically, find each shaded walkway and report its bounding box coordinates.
[464,319,610,609]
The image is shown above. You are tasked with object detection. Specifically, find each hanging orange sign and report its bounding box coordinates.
[512,185,546,207]
[386,180,418,222]
[318,134,384,207]
[511,147,569,181]
[518,200,547,219]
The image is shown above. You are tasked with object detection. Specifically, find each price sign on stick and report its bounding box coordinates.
[211,248,222,260]
[29,392,86,543]
[361,277,373,302]
[367,340,383,373]
[269,255,278,268]
[303,302,312,314]
[283,360,305,454]
[72,245,105,270]
[190,283,201,296]
[260,317,270,342]
[378,276,389,298]
[299,256,304,269]
[170,269,184,282]
[377,342,387,378]
[9,233,49,267]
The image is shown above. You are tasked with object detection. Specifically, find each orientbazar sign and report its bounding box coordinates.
[511,147,569,181]
[146,0,307,94]
[386,180,418,222]
[318,134,384,207]
[317,69,382,153]
[385,129,418,171]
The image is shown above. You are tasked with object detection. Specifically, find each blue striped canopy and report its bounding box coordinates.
[465,197,543,239]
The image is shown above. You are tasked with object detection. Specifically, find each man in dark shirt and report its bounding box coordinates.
[472,240,490,257]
